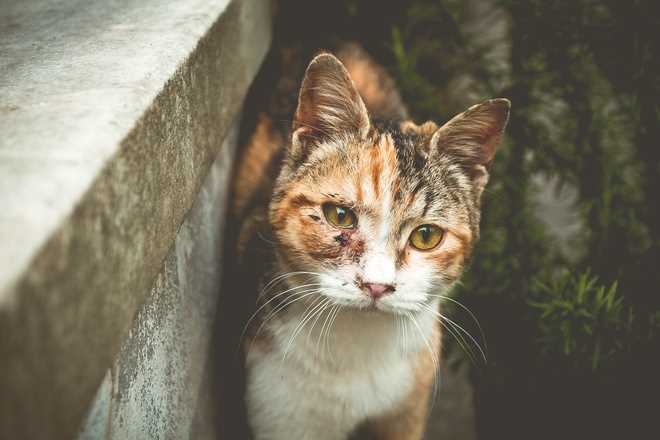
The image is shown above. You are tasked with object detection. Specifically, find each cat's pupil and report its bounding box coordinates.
[337,207,346,222]
[420,226,430,242]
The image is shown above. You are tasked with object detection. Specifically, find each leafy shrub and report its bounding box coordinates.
[529,271,626,371]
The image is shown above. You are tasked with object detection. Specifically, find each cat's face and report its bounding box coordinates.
[269,54,509,316]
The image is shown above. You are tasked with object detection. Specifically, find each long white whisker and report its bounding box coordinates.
[397,314,407,356]
[401,313,409,355]
[419,303,476,365]
[280,297,323,359]
[404,312,440,413]
[316,302,335,359]
[438,313,486,364]
[406,312,438,366]
[325,304,341,363]
[421,303,486,364]
[260,271,323,298]
[240,283,323,345]
[247,289,322,352]
[425,293,488,355]
[283,297,330,360]
[307,298,333,355]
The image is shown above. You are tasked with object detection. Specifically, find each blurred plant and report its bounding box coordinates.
[529,270,626,371]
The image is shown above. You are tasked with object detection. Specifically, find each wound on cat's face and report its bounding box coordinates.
[269,53,509,314]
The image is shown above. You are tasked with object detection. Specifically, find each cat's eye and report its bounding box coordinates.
[322,203,356,229]
[409,224,444,250]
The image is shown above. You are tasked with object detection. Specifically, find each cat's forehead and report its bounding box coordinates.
[302,125,472,226]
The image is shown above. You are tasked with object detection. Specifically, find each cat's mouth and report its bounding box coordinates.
[361,299,384,313]
[320,293,392,314]
[334,295,414,316]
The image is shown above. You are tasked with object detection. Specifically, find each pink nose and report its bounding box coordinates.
[362,282,395,299]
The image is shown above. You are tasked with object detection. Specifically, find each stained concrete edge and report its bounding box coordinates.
[0,0,234,302]
[78,115,241,440]
[0,0,272,438]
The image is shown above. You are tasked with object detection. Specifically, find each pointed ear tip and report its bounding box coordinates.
[489,98,511,111]
[308,52,343,68]
[468,98,510,118]
[483,98,511,126]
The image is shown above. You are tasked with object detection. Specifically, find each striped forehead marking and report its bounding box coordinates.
[351,133,400,247]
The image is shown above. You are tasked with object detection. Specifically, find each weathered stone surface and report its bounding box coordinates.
[0,0,271,438]
[78,119,240,440]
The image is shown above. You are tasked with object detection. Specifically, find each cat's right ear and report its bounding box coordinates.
[428,98,510,198]
[291,53,370,159]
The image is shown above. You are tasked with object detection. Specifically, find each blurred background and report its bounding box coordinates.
[260,0,660,438]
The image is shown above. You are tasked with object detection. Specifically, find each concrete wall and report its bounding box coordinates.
[78,119,240,440]
[0,0,271,438]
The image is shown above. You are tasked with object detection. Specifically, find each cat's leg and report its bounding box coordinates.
[367,326,440,440]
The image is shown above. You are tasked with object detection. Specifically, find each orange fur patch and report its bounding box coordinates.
[232,114,282,216]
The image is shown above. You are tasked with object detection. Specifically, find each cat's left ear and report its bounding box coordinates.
[429,98,510,197]
[291,53,370,159]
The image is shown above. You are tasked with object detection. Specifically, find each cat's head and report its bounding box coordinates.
[269,53,509,315]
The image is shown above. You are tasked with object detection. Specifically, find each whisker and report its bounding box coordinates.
[438,313,487,364]
[397,314,409,356]
[325,304,341,363]
[283,297,330,360]
[307,298,332,347]
[260,271,323,298]
[240,283,323,346]
[246,289,322,353]
[316,302,335,359]
[418,303,477,366]
[440,314,478,366]
[280,297,323,360]
[420,303,487,364]
[425,293,488,355]
[404,312,440,413]
[401,313,409,355]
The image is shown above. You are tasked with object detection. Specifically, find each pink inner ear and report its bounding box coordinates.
[480,128,503,165]
[431,98,510,167]
[292,53,370,141]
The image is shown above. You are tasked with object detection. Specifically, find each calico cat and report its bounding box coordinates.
[229,44,510,440]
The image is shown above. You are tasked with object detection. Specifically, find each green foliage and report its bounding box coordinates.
[529,271,626,371]
[390,26,440,119]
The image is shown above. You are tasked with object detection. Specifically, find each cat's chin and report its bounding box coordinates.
[332,302,400,323]
[339,299,410,317]
[359,301,388,314]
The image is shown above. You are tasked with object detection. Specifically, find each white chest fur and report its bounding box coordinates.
[245,304,436,440]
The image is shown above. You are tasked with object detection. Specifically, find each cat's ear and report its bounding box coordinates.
[429,98,510,197]
[291,53,370,158]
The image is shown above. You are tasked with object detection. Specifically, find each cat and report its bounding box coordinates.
[228,44,510,440]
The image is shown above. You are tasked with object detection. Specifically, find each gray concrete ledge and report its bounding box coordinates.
[0,0,271,438]
[78,117,241,440]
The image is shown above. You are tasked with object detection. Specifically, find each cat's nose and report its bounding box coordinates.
[361,282,395,299]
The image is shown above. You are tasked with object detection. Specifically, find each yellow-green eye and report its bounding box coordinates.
[322,203,357,229]
[409,224,444,250]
